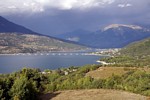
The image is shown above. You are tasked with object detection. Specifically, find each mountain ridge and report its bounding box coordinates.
[0,16,87,54]
[103,24,143,31]
[0,16,35,34]
[56,24,150,48]
[0,16,86,46]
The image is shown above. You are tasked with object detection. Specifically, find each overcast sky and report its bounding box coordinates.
[0,0,150,35]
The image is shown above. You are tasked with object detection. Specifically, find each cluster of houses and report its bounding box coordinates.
[41,67,78,75]
[90,48,120,56]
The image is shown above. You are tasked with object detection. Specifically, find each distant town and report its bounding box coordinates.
[89,48,121,56]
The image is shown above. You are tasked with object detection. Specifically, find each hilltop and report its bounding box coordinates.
[103,24,142,31]
[40,89,147,100]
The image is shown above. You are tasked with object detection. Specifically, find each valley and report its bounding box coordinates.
[0,15,150,100]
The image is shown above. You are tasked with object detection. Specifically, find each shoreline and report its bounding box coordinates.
[0,53,110,56]
[96,60,114,65]
[86,53,110,56]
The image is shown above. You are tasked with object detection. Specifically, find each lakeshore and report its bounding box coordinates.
[0,53,103,73]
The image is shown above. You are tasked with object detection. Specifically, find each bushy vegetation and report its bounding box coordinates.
[0,65,99,100]
[1,64,150,99]
[0,68,44,100]
[101,56,150,67]
[102,70,150,96]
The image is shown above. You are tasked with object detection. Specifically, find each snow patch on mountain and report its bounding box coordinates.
[103,24,142,31]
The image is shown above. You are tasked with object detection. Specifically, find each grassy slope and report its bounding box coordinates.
[40,89,147,100]
[86,67,150,79]
[86,67,129,79]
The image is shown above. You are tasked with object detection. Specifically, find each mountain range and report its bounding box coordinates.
[0,16,86,54]
[56,24,150,48]
[1,15,150,54]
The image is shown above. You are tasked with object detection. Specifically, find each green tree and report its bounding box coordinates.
[9,75,38,100]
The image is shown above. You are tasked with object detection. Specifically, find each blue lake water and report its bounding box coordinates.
[0,53,104,74]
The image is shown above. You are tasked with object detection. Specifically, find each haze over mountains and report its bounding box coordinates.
[56,24,150,48]
[0,16,86,54]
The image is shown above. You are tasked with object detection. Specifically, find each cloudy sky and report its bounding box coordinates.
[0,0,150,35]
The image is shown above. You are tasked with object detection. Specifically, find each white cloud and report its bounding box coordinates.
[118,3,132,8]
[67,37,80,42]
[126,4,132,7]
[7,6,17,9]
[0,0,115,14]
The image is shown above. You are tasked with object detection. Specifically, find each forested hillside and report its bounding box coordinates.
[120,38,150,57]
[101,38,150,67]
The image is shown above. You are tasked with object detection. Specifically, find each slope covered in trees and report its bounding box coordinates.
[120,38,150,57]
[101,38,150,67]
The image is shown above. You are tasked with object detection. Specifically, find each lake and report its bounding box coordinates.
[0,52,104,74]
